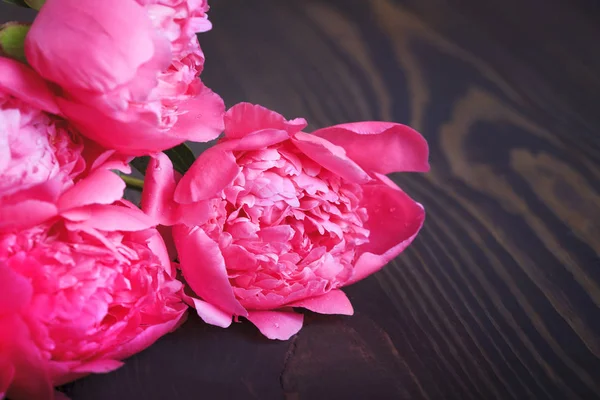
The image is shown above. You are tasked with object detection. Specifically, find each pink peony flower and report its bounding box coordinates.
[142,103,429,340]
[0,56,86,233]
[0,202,187,400]
[25,0,224,155]
[0,57,132,233]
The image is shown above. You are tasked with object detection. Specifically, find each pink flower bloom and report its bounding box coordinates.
[0,57,132,233]
[142,103,429,340]
[0,57,85,232]
[25,0,224,156]
[0,203,187,400]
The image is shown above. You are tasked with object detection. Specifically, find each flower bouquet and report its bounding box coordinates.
[0,0,429,398]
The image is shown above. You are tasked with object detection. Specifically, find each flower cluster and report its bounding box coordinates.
[0,1,429,399]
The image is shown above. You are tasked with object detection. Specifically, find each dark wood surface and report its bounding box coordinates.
[3,1,600,399]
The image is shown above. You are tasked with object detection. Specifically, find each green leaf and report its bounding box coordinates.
[131,156,151,176]
[24,0,44,10]
[2,0,30,8]
[0,23,30,63]
[164,143,196,174]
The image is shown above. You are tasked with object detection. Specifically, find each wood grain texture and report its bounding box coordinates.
[1,0,599,398]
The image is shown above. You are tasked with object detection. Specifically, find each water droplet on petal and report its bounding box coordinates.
[274,323,280,328]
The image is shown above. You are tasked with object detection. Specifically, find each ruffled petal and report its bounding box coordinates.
[292,132,370,184]
[246,310,304,340]
[312,122,430,174]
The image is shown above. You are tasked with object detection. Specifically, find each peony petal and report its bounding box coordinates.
[190,297,233,328]
[71,359,124,374]
[0,200,57,232]
[57,169,125,211]
[246,310,304,340]
[57,98,185,156]
[0,263,33,315]
[169,83,225,143]
[106,311,187,361]
[0,316,53,400]
[220,129,290,152]
[292,132,370,184]
[144,228,173,277]
[345,178,425,285]
[82,141,132,174]
[174,145,239,204]
[173,225,247,317]
[61,204,156,232]
[0,56,59,114]
[287,289,354,315]
[25,0,170,94]
[312,122,430,174]
[224,102,307,139]
[141,152,179,226]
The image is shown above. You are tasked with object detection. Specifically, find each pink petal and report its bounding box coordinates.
[246,310,304,340]
[0,316,53,400]
[106,311,187,361]
[71,359,124,374]
[345,178,425,285]
[0,200,57,232]
[0,57,59,114]
[141,152,179,226]
[169,83,225,143]
[220,129,290,152]
[221,244,258,271]
[173,225,247,317]
[292,132,370,184]
[61,204,156,232]
[143,228,173,277]
[287,289,354,315]
[57,98,185,156]
[0,263,32,314]
[312,122,430,174]
[224,102,307,139]
[25,0,170,94]
[190,297,233,328]
[174,146,239,204]
[82,142,132,174]
[57,169,125,211]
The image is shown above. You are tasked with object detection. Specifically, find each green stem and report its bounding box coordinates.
[120,174,144,191]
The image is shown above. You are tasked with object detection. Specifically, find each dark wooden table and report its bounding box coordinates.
[3,1,600,398]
